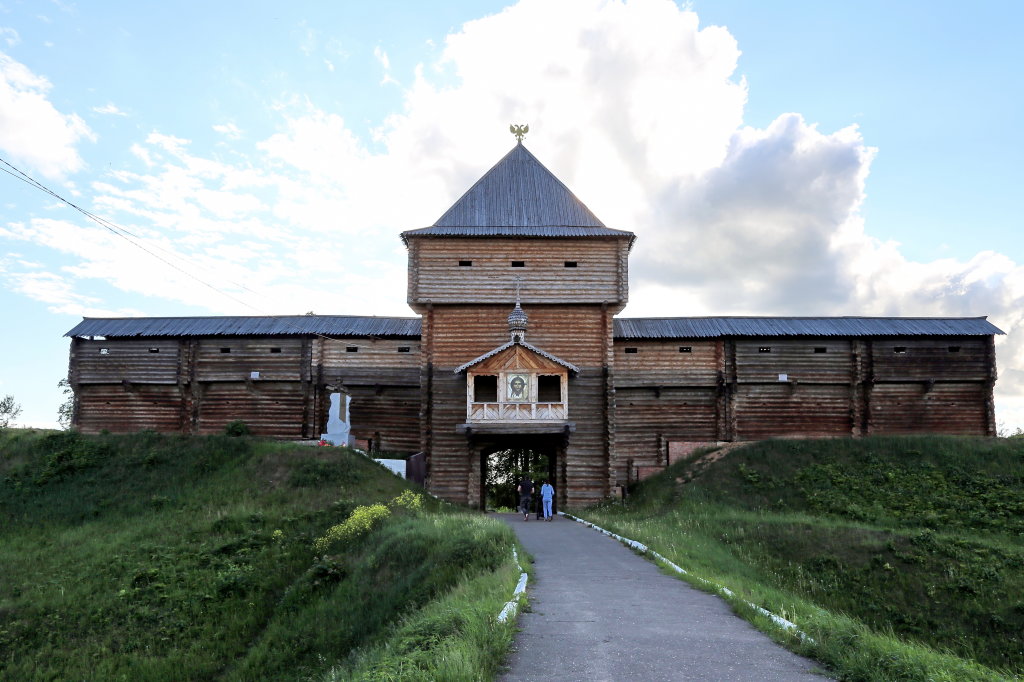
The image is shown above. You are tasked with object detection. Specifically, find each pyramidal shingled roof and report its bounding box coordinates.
[436,143,605,227]
[401,143,634,243]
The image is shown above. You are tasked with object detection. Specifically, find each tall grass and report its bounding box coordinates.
[578,435,1024,681]
[0,429,518,681]
[318,520,520,681]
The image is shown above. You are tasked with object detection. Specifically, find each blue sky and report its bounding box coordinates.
[1,0,1022,430]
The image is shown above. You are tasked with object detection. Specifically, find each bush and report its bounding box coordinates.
[224,420,250,437]
[314,504,391,553]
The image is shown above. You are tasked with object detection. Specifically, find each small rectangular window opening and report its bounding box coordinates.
[220,347,231,354]
[564,261,578,268]
[538,375,561,402]
[397,346,411,353]
[511,260,525,267]
[99,348,109,355]
[473,375,498,402]
[758,347,771,353]
[679,346,692,353]
[814,347,827,354]
[624,347,638,354]
[459,260,472,267]
[270,347,282,353]
[346,346,359,353]
[948,346,961,353]
[893,346,907,354]
[148,347,160,353]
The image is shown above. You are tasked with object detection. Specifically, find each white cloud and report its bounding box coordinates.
[374,46,397,86]
[0,27,20,47]
[4,268,132,317]
[92,102,127,116]
[213,122,242,139]
[296,21,317,57]
[0,51,94,178]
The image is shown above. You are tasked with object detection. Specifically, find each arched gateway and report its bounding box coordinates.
[65,134,1002,510]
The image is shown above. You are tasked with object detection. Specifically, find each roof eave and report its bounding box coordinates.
[453,339,581,375]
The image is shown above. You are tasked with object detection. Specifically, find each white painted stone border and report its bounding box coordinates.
[497,547,529,623]
[558,511,813,643]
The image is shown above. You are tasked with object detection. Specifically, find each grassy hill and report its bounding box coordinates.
[0,429,518,681]
[579,435,1024,681]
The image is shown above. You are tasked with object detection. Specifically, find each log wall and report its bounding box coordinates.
[70,335,422,449]
[315,337,421,452]
[408,237,630,305]
[611,335,996,482]
[76,383,187,433]
[74,339,182,384]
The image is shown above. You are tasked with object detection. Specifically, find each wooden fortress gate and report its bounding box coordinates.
[403,142,634,508]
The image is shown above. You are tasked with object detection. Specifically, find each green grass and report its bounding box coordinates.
[319,522,521,681]
[577,435,1024,681]
[0,429,518,681]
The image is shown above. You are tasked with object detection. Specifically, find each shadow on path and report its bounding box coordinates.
[496,513,832,682]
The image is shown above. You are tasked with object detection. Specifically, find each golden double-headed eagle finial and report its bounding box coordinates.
[510,123,529,143]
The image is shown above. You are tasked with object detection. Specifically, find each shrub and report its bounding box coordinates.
[390,490,424,512]
[224,420,250,437]
[314,503,391,553]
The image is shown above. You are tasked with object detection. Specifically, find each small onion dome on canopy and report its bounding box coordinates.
[508,301,528,341]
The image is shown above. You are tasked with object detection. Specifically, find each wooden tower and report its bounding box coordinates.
[402,140,635,507]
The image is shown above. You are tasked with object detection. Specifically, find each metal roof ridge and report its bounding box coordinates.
[612,316,1004,338]
[74,313,421,321]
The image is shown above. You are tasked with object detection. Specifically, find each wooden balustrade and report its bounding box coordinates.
[468,401,567,422]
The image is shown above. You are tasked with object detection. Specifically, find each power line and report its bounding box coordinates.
[0,155,350,342]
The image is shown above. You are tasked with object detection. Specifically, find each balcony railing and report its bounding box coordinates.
[468,402,567,422]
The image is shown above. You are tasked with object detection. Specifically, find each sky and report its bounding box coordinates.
[1,0,1022,432]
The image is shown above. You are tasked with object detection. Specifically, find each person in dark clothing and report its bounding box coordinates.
[517,476,534,522]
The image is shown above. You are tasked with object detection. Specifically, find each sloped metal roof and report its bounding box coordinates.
[400,143,635,246]
[453,339,580,375]
[435,143,605,228]
[66,315,1003,341]
[614,316,1004,339]
[65,315,422,339]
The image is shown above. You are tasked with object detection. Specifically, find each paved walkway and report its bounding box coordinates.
[497,513,832,682]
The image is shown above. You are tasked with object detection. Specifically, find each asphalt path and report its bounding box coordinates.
[496,513,832,681]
